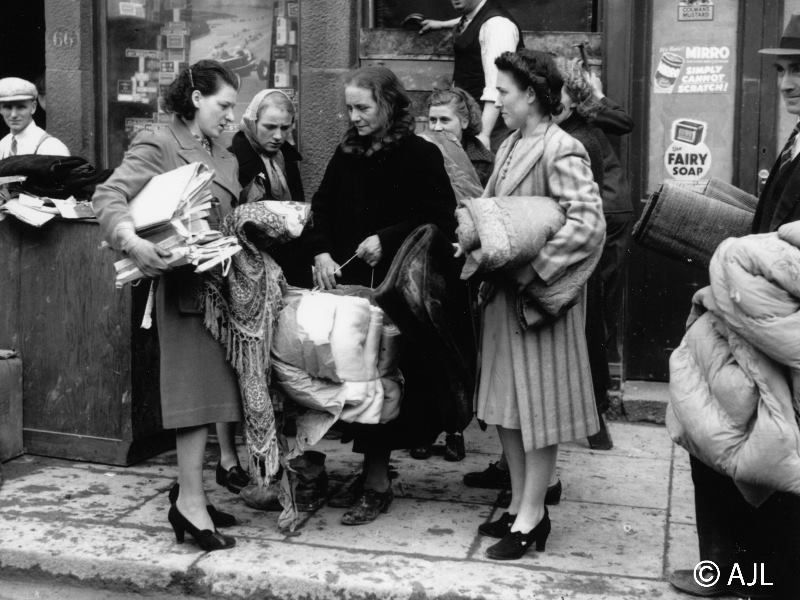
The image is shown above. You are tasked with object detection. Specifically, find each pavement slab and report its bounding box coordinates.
[0,421,702,599]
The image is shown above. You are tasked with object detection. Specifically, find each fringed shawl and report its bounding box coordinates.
[203,201,291,525]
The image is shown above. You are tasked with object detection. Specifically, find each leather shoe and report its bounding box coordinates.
[463,462,510,489]
[216,463,250,494]
[239,482,282,511]
[341,486,393,525]
[668,569,774,599]
[444,433,466,462]
[410,445,432,460]
[587,414,613,450]
[478,512,515,538]
[168,483,237,527]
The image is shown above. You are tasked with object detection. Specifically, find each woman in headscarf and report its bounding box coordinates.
[229,88,311,287]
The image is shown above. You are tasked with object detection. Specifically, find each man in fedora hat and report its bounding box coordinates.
[668,14,800,600]
[0,77,68,159]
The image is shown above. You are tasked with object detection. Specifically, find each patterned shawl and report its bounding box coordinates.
[203,201,293,525]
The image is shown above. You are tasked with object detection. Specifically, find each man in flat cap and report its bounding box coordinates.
[668,14,800,600]
[0,77,68,159]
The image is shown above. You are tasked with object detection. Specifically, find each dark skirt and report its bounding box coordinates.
[156,268,242,429]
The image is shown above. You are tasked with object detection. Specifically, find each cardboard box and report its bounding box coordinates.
[0,351,22,461]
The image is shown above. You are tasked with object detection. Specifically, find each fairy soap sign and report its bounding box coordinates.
[678,0,714,21]
[664,119,712,180]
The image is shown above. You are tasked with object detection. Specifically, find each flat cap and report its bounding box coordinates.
[0,77,38,102]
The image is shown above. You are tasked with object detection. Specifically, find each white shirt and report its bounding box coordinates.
[461,0,520,103]
[0,122,69,159]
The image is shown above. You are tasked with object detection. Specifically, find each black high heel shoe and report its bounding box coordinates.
[486,508,551,560]
[169,483,237,528]
[167,504,236,552]
[216,462,250,494]
[478,512,516,538]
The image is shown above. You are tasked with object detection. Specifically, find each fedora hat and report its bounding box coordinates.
[760,13,800,55]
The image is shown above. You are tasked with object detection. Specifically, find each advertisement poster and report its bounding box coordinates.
[653,45,731,94]
[647,0,739,189]
[678,0,714,21]
[664,118,712,181]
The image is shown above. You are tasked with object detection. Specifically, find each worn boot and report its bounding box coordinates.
[290,450,328,512]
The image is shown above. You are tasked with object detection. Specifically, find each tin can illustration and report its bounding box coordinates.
[655,52,684,91]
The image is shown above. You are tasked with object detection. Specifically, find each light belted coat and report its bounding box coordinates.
[92,116,243,429]
[476,119,606,451]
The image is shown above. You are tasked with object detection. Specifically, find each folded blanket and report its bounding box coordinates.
[456,195,565,279]
[0,155,112,199]
[374,224,476,434]
[633,182,753,268]
[272,288,403,442]
[667,230,800,505]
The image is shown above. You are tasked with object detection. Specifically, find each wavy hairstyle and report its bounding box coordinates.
[340,66,415,155]
[426,85,483,137]
[494,50,564,117]
[163,59,239,120]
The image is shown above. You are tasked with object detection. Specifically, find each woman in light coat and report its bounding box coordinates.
[473,49,605,560]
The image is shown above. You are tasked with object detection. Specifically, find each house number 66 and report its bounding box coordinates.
[51,29,77,48]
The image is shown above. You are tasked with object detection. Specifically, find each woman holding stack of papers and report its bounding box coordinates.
[92,60,244,552]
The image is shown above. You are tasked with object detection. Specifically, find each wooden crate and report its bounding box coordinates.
[0,219,172,465]
[0,352,22,462]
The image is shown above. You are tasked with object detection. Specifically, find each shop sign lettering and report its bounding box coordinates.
[664,119,712,180]
[678,0,714,21]
[653,45,732,94]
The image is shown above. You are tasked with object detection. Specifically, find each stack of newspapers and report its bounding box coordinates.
[113,162,241,287]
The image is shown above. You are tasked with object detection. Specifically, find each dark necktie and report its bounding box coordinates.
[779,122,800,172]
[454,14,469,36]
[10,136,17,156]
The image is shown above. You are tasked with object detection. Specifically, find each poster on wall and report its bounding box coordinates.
[664,118,712,181]
[647,0,739,190]
[653,45,731,94]
[189,0,299,131]
[678,0,714,21]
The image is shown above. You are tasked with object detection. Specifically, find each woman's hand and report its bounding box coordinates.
[356,235,382,267]
[314,252,341,290]
[124,236,173,278]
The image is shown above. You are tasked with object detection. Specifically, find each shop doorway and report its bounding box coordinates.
[622,0,783,381]
[0,2,46,136]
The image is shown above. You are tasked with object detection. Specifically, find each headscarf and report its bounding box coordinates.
[240,89,295,201]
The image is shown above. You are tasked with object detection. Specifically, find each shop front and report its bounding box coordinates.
[2,1,796,465]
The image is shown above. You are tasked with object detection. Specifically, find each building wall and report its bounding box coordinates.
[44,0,95,160]
[299,0,360,194]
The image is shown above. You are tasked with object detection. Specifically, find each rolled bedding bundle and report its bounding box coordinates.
[633,182,753,268]
[455,195,565,279]
[667,227,800,504]
[271,288,404,447]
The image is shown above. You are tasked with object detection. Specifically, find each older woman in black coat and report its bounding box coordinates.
[306,66,457,525]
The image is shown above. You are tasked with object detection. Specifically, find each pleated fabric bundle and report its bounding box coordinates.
[633,182,754,268]
[701,177,759,213]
